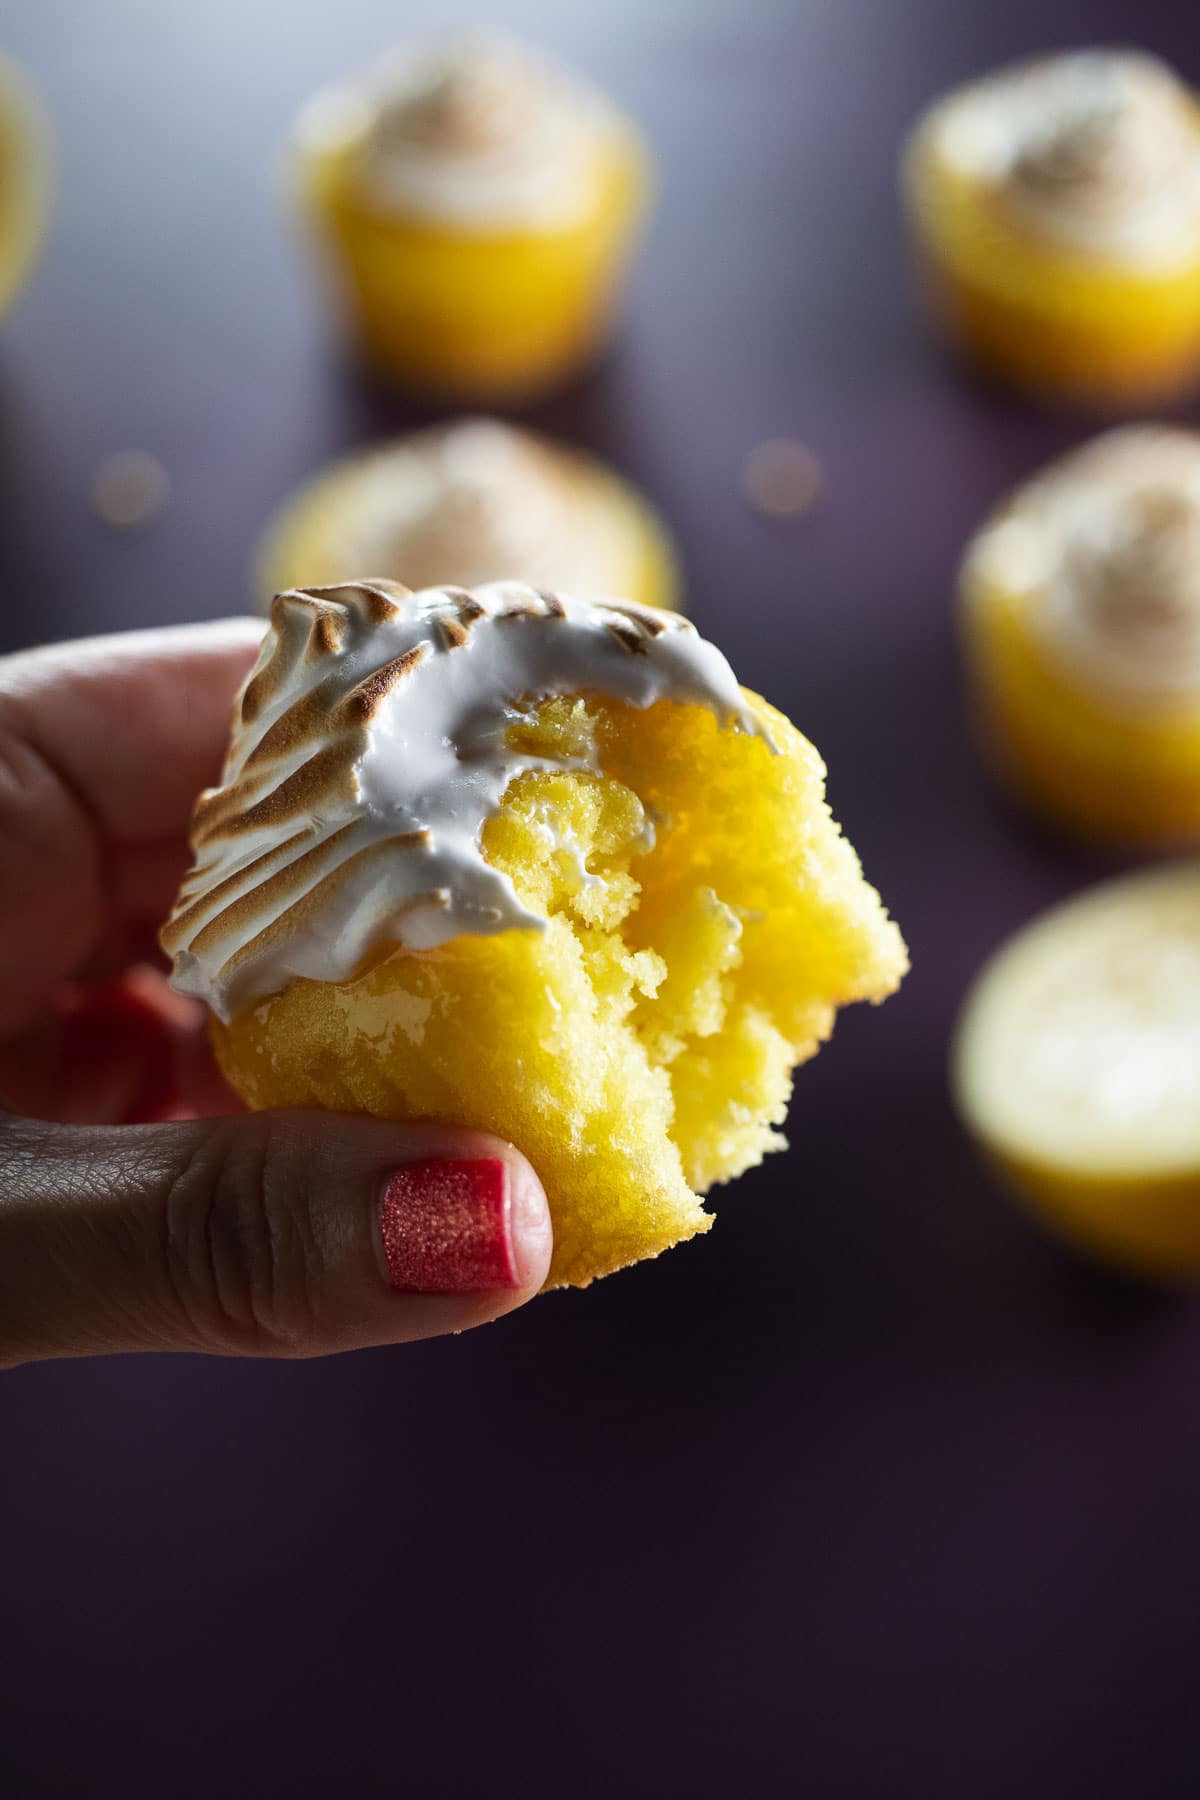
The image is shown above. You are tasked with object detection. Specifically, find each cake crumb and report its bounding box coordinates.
[743,438,823,520]
[92,451,170,529]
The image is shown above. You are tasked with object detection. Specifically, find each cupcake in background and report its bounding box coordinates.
[960,426,1200,845]
[292,34,653,400]
[257,417,679,611]
[903,50,1200,404]
[0,51,51,318]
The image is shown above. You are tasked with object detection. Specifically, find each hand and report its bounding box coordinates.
[0,622,552,1369]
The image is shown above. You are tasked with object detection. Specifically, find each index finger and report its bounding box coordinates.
[0,618,265,840]
[0,619,263,1037]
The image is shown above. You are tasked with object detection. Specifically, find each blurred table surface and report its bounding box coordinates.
[3,3,1200,1797]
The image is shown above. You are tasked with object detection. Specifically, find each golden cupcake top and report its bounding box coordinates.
[964,426,1200,704]
[162,581,765,1020]
[924,50,1200,267]
[297,33,627,229]
[268,419,654,597]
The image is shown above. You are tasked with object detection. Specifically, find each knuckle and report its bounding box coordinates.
[160,1120,325,1356]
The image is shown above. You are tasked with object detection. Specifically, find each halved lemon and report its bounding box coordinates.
[953,864,1200,1279]
[0,52,51,318]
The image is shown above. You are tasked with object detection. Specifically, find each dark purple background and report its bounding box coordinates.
[3,3,1200,1796]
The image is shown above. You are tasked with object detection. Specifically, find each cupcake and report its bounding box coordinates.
[162,581,907,1289]
[292,34,652,400]
[954,863,1200,1280]
[961,426,1200,844]
[0,51,51,319]
[903,50,1200,403]
[257,417,678,611]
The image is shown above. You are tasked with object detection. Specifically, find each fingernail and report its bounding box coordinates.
[378,1159,519,1293]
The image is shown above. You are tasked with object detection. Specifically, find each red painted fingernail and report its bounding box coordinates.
[378,1159,518,1293]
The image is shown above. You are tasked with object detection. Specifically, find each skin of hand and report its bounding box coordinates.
[0,621,552,1370]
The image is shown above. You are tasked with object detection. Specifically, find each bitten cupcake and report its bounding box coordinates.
[0,51,51,319]
[257,418,678,611]
[954,863,1200,1281]
[292,34,652,399]
[961,426,1200,844]
[903,50,1200,403]
[162,581,906,1290]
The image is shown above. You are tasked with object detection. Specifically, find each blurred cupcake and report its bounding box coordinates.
[292,34,653,399]
[0,51,51,318]
[257,417,678,610]
[961,425,1200,844]
[903,50,1200,403]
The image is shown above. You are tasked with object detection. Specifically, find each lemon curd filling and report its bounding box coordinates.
[294,35,652,400]
[904,51,1200,402]
[961,426,1200,844]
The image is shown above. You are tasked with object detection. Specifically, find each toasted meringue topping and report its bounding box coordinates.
[163,581,764,1019]
[967,426,1200,702]
[929,51,1200,266]
[299,34,624,230]
[296,419,643,596]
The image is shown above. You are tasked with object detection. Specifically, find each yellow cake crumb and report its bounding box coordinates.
[213,689,907,1288]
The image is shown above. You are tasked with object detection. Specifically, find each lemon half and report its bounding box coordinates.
[954,864,1200,1278]
[0,53,51,318]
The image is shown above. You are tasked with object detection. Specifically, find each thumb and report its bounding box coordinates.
[0,1111,553,1368]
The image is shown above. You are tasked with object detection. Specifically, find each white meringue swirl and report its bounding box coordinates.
[966,426,1200,704]
[313,419,640,596]
[163,581,766,1020]
[929,51,1200,268]
[299,35,625,231]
